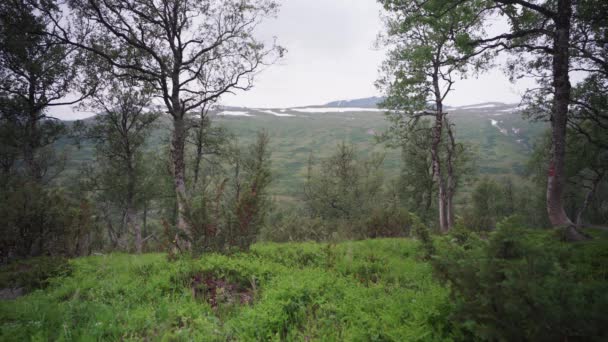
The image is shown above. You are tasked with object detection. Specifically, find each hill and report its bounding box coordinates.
[210,102,544,198]
[59,101,546,203]
[324,96,384,108]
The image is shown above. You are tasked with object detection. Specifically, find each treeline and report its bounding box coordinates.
[373,0,607,239]
[0,0,281,259]
[1,0,607,262]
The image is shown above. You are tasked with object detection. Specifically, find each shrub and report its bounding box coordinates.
[365,206,415,238]
[259,212,333,242]
[0,256,71,293]
[0,181,94,260]
[430,218,608,341]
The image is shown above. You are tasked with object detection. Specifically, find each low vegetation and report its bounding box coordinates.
[1,239,450,341]
[2,227,607,341]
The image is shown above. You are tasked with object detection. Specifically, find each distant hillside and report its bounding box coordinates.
[59,101,544,205]
[324,96,384,108]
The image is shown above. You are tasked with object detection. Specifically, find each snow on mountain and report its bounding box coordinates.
[218,111,252,116]
[259,110,295,117]
[291,107,385,113]
[324,96,384,108]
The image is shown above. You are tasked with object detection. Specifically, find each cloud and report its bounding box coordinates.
[49,0,556,119]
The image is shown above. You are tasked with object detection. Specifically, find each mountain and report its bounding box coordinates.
[59,101,545,204]
[323,96,384,108]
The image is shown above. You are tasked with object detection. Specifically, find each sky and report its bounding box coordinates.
[51,0,538,120]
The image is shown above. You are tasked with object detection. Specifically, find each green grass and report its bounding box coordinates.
[3,230,607,341]
[0,239,453,341]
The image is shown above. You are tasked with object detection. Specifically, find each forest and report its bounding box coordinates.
[1,0,607,340]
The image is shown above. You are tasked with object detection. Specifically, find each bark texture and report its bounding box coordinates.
[547,0,573,228]
[171,116,191,250]
[445,118,456,230]
[432,73,449,233]
[548,0,589,241]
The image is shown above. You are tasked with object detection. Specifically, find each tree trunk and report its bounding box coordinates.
[432,74,449,232]
[171,115,191,250]
[576,171,604,227]
[126,206,142,253]
[192,112,208,191]
[24,107,40,181]
[193,139,203,191]
[118,210,130,250]
[143,200,148,241]
[547,0,588,241]
[444,117,456,229]
[125,147,143,253]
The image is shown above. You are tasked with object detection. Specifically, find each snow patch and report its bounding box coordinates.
[490,119,508,135]
[455,104,500,110]
[218,111,252,117]
[260,110,294,117]
[290,107,385,113]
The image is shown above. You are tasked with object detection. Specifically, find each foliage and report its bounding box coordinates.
[393,119,475,226]
[0,179,95,260]
[428,221,608,341]
[459,177,545,231]
[0,0,97,260]
[0,0,90,181]
[182,131,273,254]
[528,129,608,225]
[0,256,71,293]
[376,0,487,231]
[304,142,384,221]
[45,0,285,250]
[0,239,455,341]
[75,79,159,252]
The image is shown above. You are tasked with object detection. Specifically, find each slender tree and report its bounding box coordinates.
[0,0,93,181]
[377,0,485,231]
[394,120,437,223]
[188,102,230,191]
[443,0,607,238]
[41,0,283,250]
[84,79,159,253]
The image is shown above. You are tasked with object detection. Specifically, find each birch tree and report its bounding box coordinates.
[42,0,283,250]
[377,0,485,232]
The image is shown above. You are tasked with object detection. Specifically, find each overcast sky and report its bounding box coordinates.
[52,0,538,120]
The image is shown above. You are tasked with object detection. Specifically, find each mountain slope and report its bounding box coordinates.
[59,101,545,203]
[324,96,384,108]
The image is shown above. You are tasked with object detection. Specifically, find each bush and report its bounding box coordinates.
[0,181,94,260]
[429,218,608,341]
[261,206,421,243]
[365,206,416,238]
[0,256,71,293]
[259,212,333,242]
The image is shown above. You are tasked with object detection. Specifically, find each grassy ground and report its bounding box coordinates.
[0,239,453,341]
[3,229,608,341]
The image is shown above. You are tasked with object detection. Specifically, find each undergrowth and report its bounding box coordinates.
[0,239,453,341]
[3,230,607,341]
